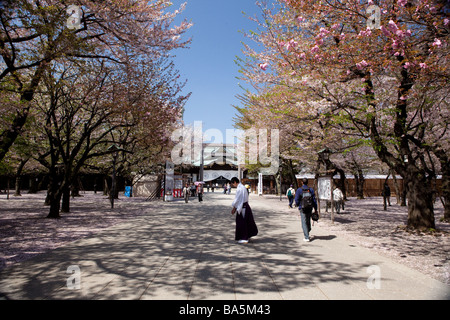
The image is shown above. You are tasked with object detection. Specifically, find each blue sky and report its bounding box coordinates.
[171,0,264,143]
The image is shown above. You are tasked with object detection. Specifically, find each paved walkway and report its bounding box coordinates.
[0,192,448,300]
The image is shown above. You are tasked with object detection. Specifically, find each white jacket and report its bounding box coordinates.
[286,187,295,197]
[232,183,249,214]
[333,188,344,201]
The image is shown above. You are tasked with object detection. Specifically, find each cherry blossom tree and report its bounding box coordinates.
[28,46,187,218]
[237,0,449,229]
[0,0,191,161]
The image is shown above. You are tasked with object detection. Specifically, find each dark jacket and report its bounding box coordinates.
[383,185,391,197]
[294,185,318,211]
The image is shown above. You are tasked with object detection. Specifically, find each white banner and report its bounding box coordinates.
[202,170,238,182]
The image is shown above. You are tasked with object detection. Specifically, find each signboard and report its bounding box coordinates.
[165,161,174,201]
[258,173,263,196]
[318,176,331,201]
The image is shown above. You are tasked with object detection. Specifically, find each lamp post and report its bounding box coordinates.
[279,164,283,201]
[318,148,331,167]
[318,148,334,223]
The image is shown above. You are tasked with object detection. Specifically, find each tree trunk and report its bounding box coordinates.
[46,171,62,218]
[443,189,450,221]
[324,158,347,200]
[354,169,365,199]
[6,177,10,199]
[288,160,298,190]
[404,172,435,230]
[103,176,110,196]
[46,181,62,219]
[275,172,281,196]
[14,158,29,196]
[0,108,30,162]
[28,175,39,194]
[14,175,22,197]
[439,156,450,221]
[335,167,347,200]
[401,184,407,206]
[391,170,401,205]
[61,185,71,213]
[47,191,62,219]
[71,181,81,197]
[0,61,48,162]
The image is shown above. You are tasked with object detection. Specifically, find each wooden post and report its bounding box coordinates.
[315,178,321,218]
[330,176,335,224]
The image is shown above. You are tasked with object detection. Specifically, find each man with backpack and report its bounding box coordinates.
[286,185,296,208]
[294,178,318,242]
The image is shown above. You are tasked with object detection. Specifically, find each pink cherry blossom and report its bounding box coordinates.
[259,63,268,71]
[359,27,372,37]
[356,60,369,70]
[396,29,407,38]
[398,0,408,7]
[380,26,391,37]
[419,63,428,69]
[331,23,340,30]
[286,39,298,50]
[319,27,330,35]
[310,45,319,53]
[392,39,401,50]
[388,20,399,32]
[432,38,442,48]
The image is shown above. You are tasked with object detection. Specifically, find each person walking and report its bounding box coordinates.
[230,177,258,244]
[294,178,318,242]
[190,183,196,197]
[286,185,296,208]
[197,183,203,202]
[333,186,344,214]
[382,183,391,210]
[183,183,190,203]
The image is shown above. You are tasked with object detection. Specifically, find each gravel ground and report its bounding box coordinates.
[1,191,449,287]
[265,195,450,286]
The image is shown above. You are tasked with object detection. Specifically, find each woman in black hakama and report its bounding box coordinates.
[234,202,258,242]
[230,177,258,244]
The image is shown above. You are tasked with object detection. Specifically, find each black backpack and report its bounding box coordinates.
[301,186,314,210]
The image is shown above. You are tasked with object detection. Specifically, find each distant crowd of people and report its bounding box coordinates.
[182,183,203,203]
